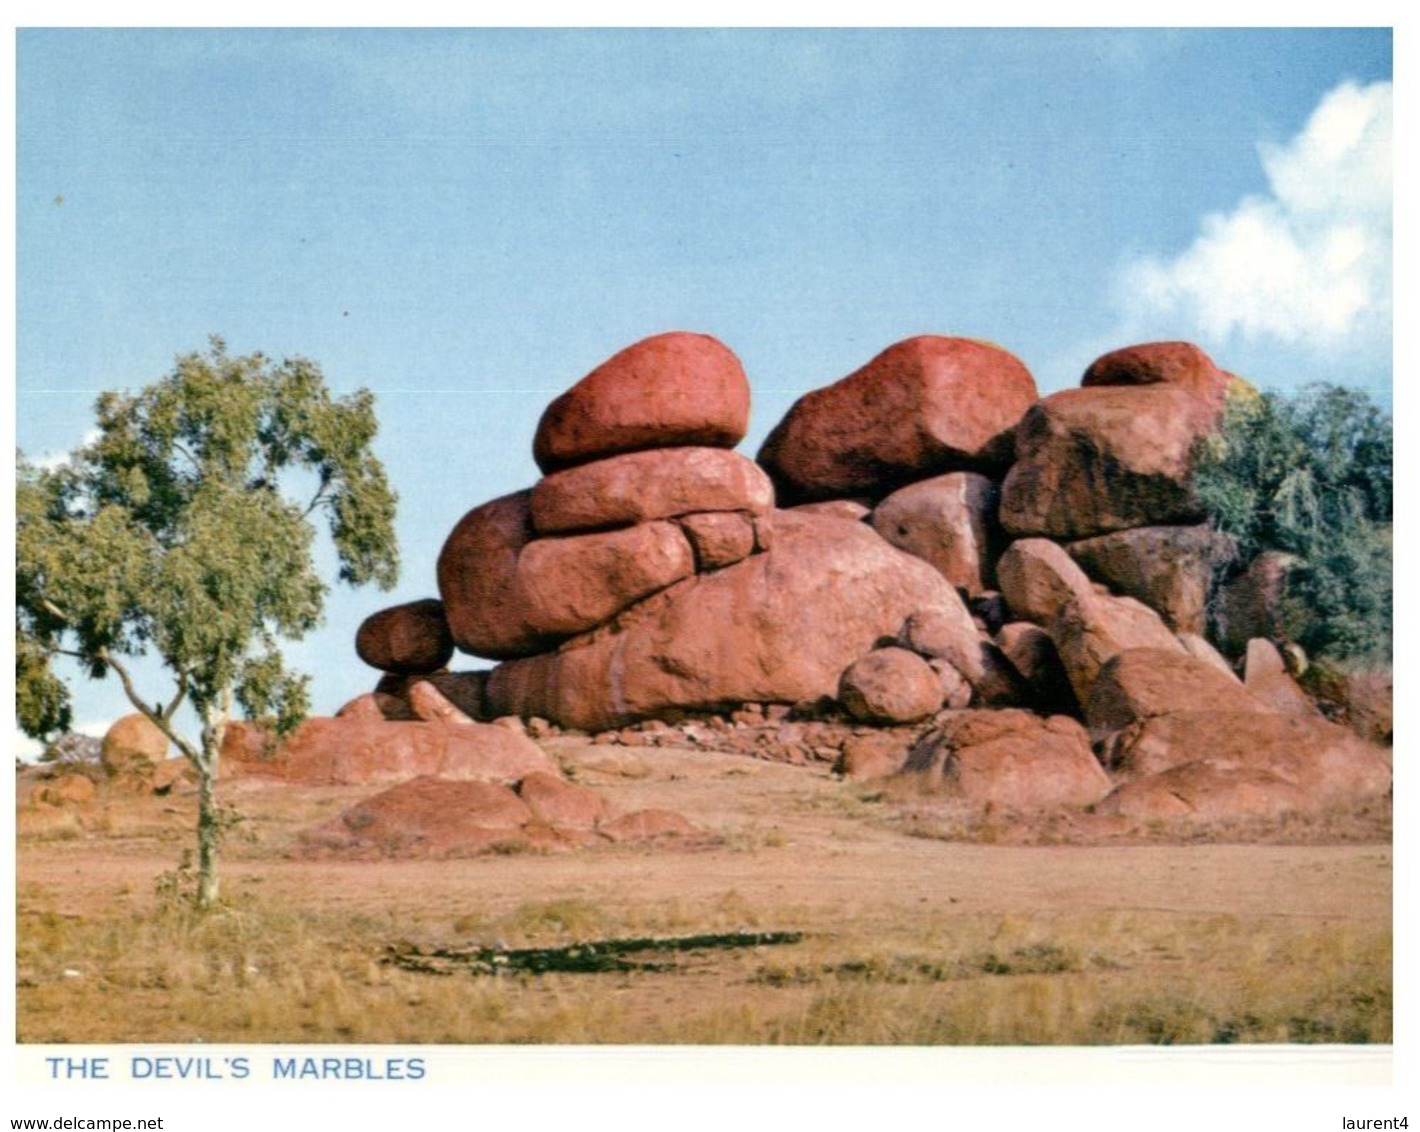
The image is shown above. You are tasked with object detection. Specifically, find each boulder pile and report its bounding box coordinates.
[337,330,1389,828]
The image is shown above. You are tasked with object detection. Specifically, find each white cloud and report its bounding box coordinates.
[29,428,101,472]
[1120,80,1391,353]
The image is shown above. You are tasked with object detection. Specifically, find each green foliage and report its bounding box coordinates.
[16,337,400,748]
[1194,383,1391,662]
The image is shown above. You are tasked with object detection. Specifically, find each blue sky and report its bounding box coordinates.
[13,28,1394,751]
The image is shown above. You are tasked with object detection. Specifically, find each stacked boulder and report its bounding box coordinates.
[341,330,1389,826]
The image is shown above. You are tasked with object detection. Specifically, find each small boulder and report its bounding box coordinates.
[533,332,751,473]
[516,771,607,829]
[758,336,1038,503]
[838,647,943,724]
[870,472,1000,595]
[904,710,1111,811]
[31,774,97,808]
[354,598,454,675]
[407,679,476,725]
[836,732,915,781]
[598,809,701,844]
[101,714,168,779]
[996,538,1096,626]
[1081,341,1233,406]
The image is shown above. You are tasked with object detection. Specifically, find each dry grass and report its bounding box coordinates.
[16,888,1390,1045]
[15,749,1391,1046]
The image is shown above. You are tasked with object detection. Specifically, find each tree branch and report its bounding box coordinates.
[95,647,202,766]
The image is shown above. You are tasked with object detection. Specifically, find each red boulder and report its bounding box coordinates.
[533,332,750,474]
[530,446,773,535]
[355,598,453,675]
[757,336,1038,503]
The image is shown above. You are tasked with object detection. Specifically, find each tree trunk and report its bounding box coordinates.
[193,698,230,911]
[195,758,220,909]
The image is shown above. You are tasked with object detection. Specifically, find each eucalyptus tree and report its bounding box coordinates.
[17,338,399,907]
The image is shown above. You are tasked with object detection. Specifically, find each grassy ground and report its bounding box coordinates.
[15,743,1392,1045]
[17,889,1390,1045]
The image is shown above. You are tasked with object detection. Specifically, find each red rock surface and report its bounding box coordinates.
[870,472,1000,595]
[354,599,454,675]
[1081,341,1232,406]
[515,521,695,637]
[999,385,1220,539]
[1243,638,1319,717]
[1083,647,1259,744]
[1098,764,1310,822]
[516,770,608,829]
[299,777,533,859]
[677,511,758,571]
[896,602,990,688]
[221,716,555,786]
[904,710,1111,811]
[597,808,701,843]
[533,332,751,473]
[1065,525,1234,635]
[1049,591,1188,704]
[838,647,943,724]
[484,509,966,731]
[437,491,553,660]
[1104,710,1391,797]
[757,336,1038,503]
[530,447,773,535]
[996,537,1096,626]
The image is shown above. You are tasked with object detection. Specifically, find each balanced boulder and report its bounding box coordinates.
[758,335,1037,503]
[437,491,553,660]
[515,521,695,638]
[533,331,750,474]
[1081,340,1233,407]
[355,598,454,675]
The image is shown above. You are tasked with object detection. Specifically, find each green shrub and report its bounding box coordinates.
[1194,383,1391,663]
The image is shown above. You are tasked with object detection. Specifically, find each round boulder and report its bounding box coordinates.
[101,714,168,779]
[355,598,454,675]
[757,335,1038,503]
[533,332,751,474]
[838,647,943,724]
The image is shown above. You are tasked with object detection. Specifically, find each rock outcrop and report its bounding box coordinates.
[332,331,1387,830]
